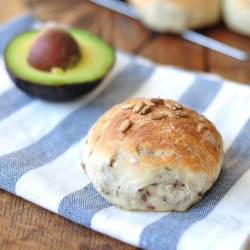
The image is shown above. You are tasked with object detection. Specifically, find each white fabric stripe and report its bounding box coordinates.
[91,80,250,247]
[92,206,167,247]
[0,57,15,94]
[15,140,90,213]
[204,80,250,152]
[178,170,250,250]
[0,51,129,156]
[0,100,80,156]
[131,65,196,99]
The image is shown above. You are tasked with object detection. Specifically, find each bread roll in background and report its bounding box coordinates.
[223,0,250,36]
[83,98,224,212]
[127,0,221,32]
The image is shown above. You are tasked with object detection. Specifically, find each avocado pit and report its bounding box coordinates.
[27,27,81,72]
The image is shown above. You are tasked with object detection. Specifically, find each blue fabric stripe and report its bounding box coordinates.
[0,59,155,194]
[0,13,36,54]
[179,74,222,113]
[58,184,111,227]
[0,88,33,120]
[58,74,223,230]
[139,119,250,250]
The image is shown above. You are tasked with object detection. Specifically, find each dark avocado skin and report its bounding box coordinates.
[6,65,104,102]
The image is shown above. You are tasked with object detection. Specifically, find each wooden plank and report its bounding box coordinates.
[138,33,205,71]
[0,189,138,250]
[206,24,250,84]
[26,0,152,53]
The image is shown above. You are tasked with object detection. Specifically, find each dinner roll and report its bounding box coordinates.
[128,0,221,32]
[223,0,250,36]
[83,98,223,211]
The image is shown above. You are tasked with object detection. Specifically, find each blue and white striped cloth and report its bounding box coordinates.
[1,14,250,250]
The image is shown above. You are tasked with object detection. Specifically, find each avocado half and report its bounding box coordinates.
[4,28,115,101]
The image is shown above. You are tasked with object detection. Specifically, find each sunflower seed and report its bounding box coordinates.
[197,123,207,133]
[121,103,135,110]
[174,110,188,118]
[150,98,164,105]
[140,105,151,115]
[147,102,157,107]
[119,119,132,133]
[198,115,206,122]
[133,101,145,113]
[150,113,166,120]
[165,102,183,111]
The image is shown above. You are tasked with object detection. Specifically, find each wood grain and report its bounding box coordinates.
[139,33,205,70]
[0,189,139,250]
[206,24,250,83]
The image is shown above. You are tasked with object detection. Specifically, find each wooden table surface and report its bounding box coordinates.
[1,0,250,249]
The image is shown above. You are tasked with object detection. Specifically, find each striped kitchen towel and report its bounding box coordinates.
[1,14,250,250]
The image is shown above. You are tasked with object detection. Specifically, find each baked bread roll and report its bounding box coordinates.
[83,98,223,211]
[223,0,250,36]
[128,0,221,32]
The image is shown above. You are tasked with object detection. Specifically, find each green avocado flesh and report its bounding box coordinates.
[5,29,115,86]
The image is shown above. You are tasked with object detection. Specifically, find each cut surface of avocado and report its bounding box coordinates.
[4,29,115,86]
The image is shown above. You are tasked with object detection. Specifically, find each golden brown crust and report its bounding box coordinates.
[88,98,222,177]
